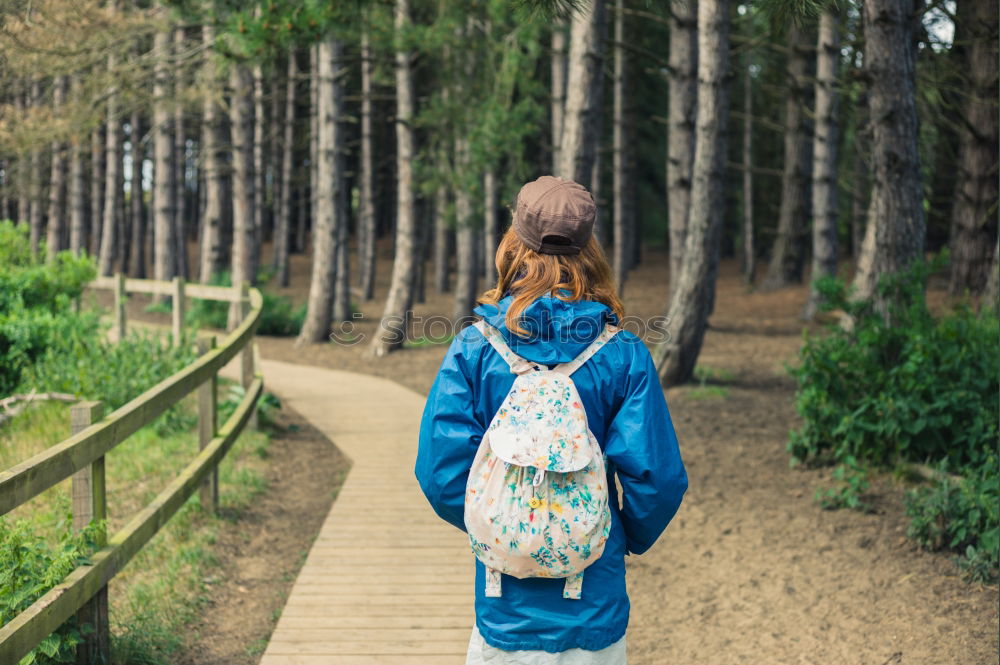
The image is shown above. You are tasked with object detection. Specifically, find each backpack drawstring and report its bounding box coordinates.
[532,469,546,486]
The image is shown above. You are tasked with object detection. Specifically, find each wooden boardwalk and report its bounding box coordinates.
[255,359,474,665]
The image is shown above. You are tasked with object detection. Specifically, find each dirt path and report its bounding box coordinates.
[177,405,350,665]
[104,246,999,663]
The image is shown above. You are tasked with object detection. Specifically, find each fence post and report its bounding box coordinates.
[238,281,258,429]
[70,400,110,665]
[172,276,185,347]
[198,337,219,514]
[114,272,126,342]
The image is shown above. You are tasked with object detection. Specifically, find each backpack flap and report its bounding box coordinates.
[486,371,594,474]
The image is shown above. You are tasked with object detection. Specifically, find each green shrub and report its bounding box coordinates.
[905,459,999,583]
[186,272,306,337]
[20,329,198,434]
[789,258,998,579]
[789,262,998,472]
[0,517,101,665]
[0,221,97,395]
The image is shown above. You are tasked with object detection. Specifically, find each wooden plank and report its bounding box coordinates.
[0,378,262,665]
[69,401,109,665]
[0,288,262,515]
[281,594,470,607]
[185,282,241,302]
[113,273,126,341]
[197,337,218,513]
[263,628,471,643]
[293,573,470,583]
[270,616,472,630]
[259,359,476,663]
[278,604,473,619]
[260,655,465,665]
[265,640,469,655]
[287,584,470,596]
[91,276,238,302]
[171,276,185,346]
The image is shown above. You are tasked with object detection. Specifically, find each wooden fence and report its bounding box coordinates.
[0,275,264,664]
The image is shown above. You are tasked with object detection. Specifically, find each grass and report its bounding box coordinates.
[1,382,272,665]
[687,365,734,400]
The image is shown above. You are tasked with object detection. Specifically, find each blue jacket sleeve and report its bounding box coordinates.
[603,344,688,555]
[415,334,485,532]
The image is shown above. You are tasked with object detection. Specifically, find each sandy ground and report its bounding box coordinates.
[113,241,998,664]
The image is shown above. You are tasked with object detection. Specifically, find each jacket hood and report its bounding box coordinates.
[473,295,616,364]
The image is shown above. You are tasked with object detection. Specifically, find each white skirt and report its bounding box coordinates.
[466,625,627,665]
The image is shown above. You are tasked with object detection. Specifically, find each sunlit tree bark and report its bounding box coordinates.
[371,0,418,356]
[656,0,731,385]
[667,0,697,296]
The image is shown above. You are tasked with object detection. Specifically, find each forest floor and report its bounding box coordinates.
[118,242,998,664]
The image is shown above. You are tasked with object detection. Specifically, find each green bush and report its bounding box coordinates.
[790,258,998,580]
[20,329,198,434]
[0,517,100,665]
[185,272,306,337]
[0,222,97,395]
[905,460,999,583]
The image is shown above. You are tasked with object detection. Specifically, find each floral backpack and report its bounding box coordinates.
[465,320,616,600]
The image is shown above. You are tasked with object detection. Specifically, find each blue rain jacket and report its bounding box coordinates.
[415,295,687,653]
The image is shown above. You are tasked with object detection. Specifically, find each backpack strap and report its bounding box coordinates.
[554,324,619,376]
[475,320,534,370]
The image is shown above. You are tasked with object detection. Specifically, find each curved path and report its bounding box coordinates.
[254,359,473,665]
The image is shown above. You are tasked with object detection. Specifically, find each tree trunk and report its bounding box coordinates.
[762,23,812,290]
[275,47,296,288]
[229,64,256,326]
[591,145,607,241]
[803,9,841,319]
[359,27,377,300]
[46,76,67,261]
[298,37,345,344]
[433,184,451,293]
[452,135,478,322]
[551,20,568,172]
[199,26,226,283]
[947,0,998,295]
[69,81,87,255]
[129,111,146,277]
[173,27,189,281]
[153,29,177,290]
[371,0,417,356]
[333,60,351,325]
[984,236,999,309]
[851,0,925,310]
[558,0,607,184]
[16,84,29,227]
[1,161,7,222]
[307,44,319,256]
[251,61,265,283]
[667,0,697,297]
[656,0,731,385]
[612,0,629,294]
[483,171,498,283]
[741,55,754,285]
[98,60,122,276]
[90,125,105,257]
[850,89,870,259]
[29,80,44,257]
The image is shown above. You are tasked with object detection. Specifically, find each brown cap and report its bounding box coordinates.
[512,175,596,255]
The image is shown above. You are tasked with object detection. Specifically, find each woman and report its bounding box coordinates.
[416,175,687,664]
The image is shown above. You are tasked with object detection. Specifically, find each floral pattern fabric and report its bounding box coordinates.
[465,322,616,599]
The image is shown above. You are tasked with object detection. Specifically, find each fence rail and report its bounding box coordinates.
[0,275,264,665]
